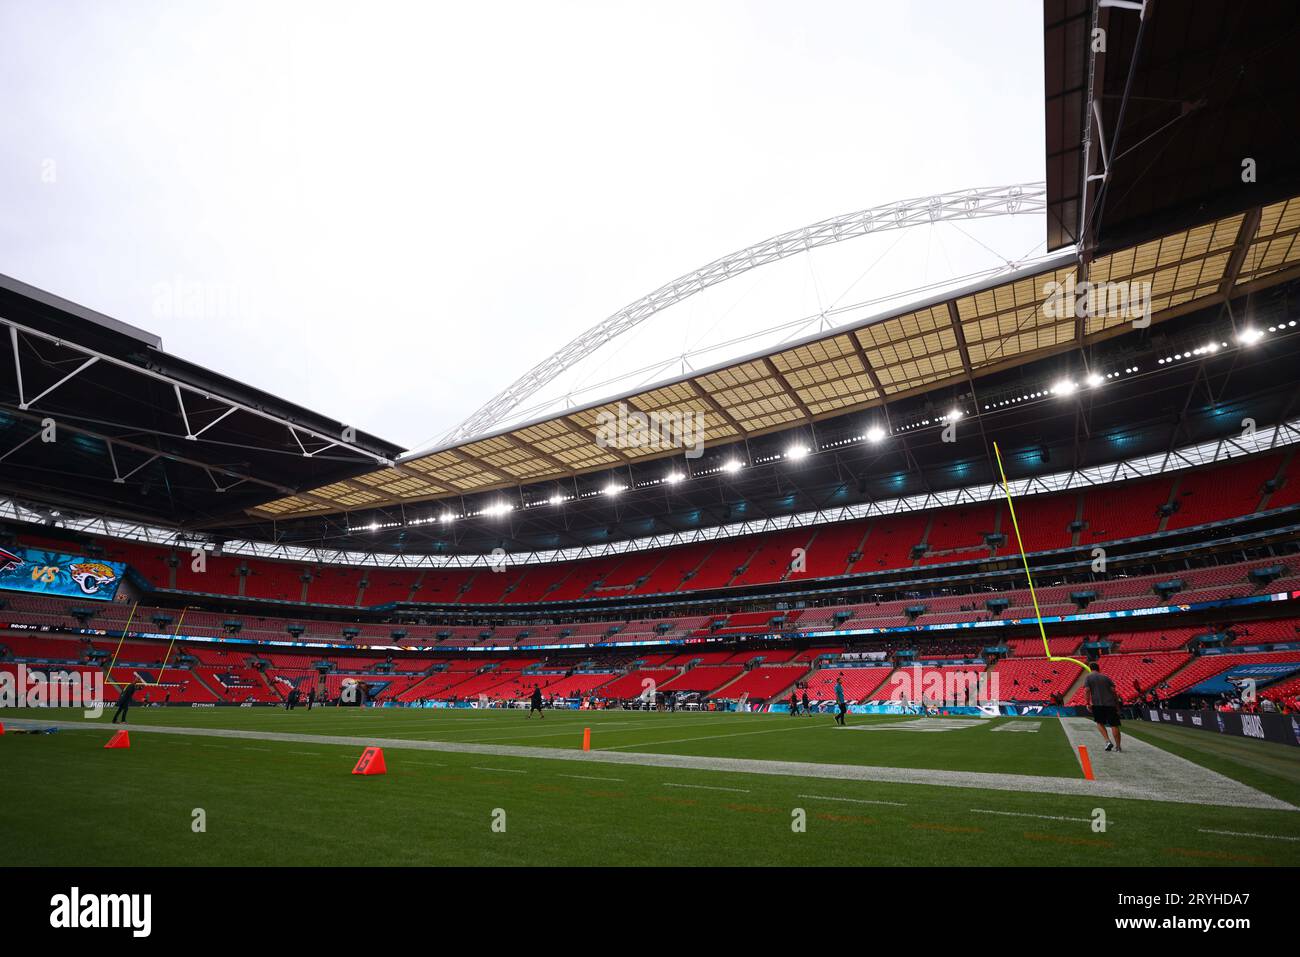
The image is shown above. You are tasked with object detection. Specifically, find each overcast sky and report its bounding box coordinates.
[0,0,1045,452]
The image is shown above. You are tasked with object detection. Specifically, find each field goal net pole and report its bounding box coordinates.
[102,601,139,688]
[105,604,189,690]
[151,606,189,686]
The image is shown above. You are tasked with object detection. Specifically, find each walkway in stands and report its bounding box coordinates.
[9,718,1294,811]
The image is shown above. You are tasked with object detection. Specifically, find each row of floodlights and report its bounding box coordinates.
[1155,323,1292,366]
[369,325,1294,529]
[416,416,958,525]
[984,365,1142,410]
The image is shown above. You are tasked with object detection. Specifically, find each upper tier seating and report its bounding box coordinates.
[23,452,1296,608]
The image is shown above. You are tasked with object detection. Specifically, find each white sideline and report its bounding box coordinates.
[7,718,1295,811]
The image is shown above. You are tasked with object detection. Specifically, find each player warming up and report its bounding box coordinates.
[112,680,138,724]
[1084,662,1123,752]
[526,683,544,719]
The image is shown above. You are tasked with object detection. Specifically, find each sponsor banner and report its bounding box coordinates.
[1146,707,1300,748]
[1187,661,1300,695]
[0,547,125,601]
[796,589,1293,638]
[849,702,1082,716]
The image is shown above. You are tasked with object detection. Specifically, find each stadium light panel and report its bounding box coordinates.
[785,444,810,460]
[864,425,886,443]
[722,459,744,473]
[1236,327,1264,345]
[664,471,685,484]
[1085,372,1104,388]
[1052,379,1077,396]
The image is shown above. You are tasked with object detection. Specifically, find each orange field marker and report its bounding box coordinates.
[351,746,386,775]
[105,730,130,749]
[582,727,591,751]
[1077,744,1095,780]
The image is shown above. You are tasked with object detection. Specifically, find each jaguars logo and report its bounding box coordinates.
[68,561,118,595]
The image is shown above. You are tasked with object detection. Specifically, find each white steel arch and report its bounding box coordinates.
[440,182,1048,446]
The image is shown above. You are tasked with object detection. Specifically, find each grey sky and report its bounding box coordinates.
[0,0,1045,451]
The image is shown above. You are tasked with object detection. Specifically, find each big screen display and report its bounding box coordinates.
[0,546,126,601]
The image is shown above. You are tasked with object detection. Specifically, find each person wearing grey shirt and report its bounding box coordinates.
[1084,662,1123,753]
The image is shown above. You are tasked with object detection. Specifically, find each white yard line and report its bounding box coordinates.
[798,794,908,807]
[600,720,835,751]
[664,782,750,793]
[1197,828,1300,842]
[556,774,624,782]
[969,808,1094,823]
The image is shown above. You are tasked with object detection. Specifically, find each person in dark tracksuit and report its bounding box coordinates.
[789,690,799,716]
[306,687,315,711]
[527,683,544,719]
[801,689,811,717]
[285,687,300,711]
[113,681,138,724]
[834,675,847,726]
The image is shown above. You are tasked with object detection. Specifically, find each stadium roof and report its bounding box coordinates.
[249,191,1300,521]
[0,273,404,527]
[5,0,1298,559]
[1045,0,1300,252]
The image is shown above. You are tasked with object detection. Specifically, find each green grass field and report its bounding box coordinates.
[3,706,1299,866]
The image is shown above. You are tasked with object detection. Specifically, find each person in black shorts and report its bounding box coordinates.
[801,689,811,717]
[1083,662,1122,752]
[527,683,544,719]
